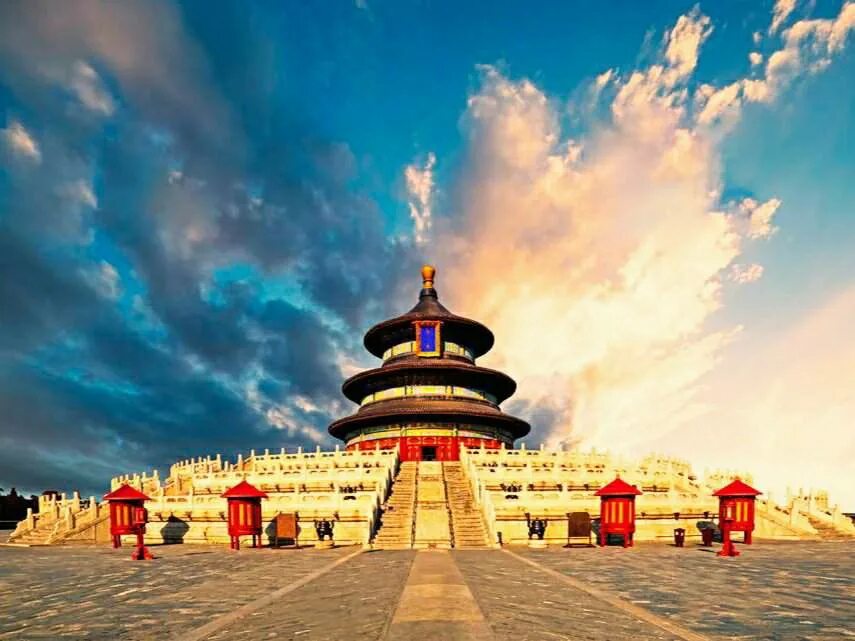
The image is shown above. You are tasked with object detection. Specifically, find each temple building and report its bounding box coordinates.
[329,265,529,461]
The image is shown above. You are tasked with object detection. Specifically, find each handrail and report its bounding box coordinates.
[410,464,419,548]
[441,463,455,548]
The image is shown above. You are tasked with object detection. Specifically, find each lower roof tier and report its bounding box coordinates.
[328,397,530,441]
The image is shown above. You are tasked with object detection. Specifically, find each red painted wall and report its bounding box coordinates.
[346,435,503,461]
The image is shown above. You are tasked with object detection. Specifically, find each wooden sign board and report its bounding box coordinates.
[274,512,299,548]
[566,512,593,547]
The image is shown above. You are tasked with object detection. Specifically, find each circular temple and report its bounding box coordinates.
[328,264,529,461]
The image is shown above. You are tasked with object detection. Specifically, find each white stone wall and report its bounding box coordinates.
[459,445,854,543]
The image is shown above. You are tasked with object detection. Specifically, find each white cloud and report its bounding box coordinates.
[404,152,436,245]
[64,179,98,209]
[265,405,326,443]
[696,81,742,125]
[729,263,764,284]
[2,120,41,161]
[691,2,855,128]
[69,61,115,116]
[736,197,781,239]
[770,0,798,35]
[665,7,713,80]
[83,261,122,300]
[830,1,855,51]
[749,51,764,66]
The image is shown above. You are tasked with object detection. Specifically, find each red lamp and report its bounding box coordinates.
[222,480,268,550]
[103,483,153,560]
[595,476,642,548]
[713,478,761,548]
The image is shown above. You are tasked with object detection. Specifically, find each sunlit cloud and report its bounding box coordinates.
[434,2,850,490]
[695,1,855,128]
[770,0,798,35]
[729,263,764,284]
[2,120,41,161]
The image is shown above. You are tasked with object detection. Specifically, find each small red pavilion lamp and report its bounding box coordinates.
[595,477,643,548]
[713,478,761,549]
[103,483,153,560]
[222,480,268,550]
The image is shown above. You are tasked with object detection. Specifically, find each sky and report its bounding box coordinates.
[1,1,853,508]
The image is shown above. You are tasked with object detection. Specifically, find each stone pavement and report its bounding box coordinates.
[455,550,685,641]
[205,550,414,641]
[0,540,853,640]
[511,541,855,641]
[0,543,351,640]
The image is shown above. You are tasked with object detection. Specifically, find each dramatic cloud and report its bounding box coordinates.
[441,55,742,451]
[0,0,417,495]
[405,152,436,244]
[433,0,853,505]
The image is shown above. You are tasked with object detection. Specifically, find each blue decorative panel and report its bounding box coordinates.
[419,325,436,352]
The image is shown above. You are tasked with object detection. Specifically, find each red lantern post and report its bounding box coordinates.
[103,483,153,560]
[595,477,642,548]
[222,480,268,550]
[713,478,761,551]
[717,501,739,557]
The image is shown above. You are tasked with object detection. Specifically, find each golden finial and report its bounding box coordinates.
[421,264,436,289]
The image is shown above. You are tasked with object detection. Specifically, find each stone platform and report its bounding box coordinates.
[0,541,852,640]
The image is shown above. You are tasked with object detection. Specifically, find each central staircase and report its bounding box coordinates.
[372,460,490,549]
[413,462,452,548]
[373,461,417,548]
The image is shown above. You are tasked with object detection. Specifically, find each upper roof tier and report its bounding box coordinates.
[363,265,495,359]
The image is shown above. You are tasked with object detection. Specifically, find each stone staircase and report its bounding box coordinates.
[808,516,851,541]
[8,520,56,546]
[371,460,491,549]
[413,462,452,548]
[443,462,490,548]
[373,461,417,548]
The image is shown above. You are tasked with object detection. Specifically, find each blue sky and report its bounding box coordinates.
[1,0,854,506]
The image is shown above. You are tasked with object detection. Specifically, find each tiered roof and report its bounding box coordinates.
[329,265,530,441]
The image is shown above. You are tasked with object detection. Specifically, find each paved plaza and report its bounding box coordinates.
[0,540,852,640]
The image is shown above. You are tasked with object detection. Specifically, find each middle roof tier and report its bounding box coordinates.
[341,357,518,405]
